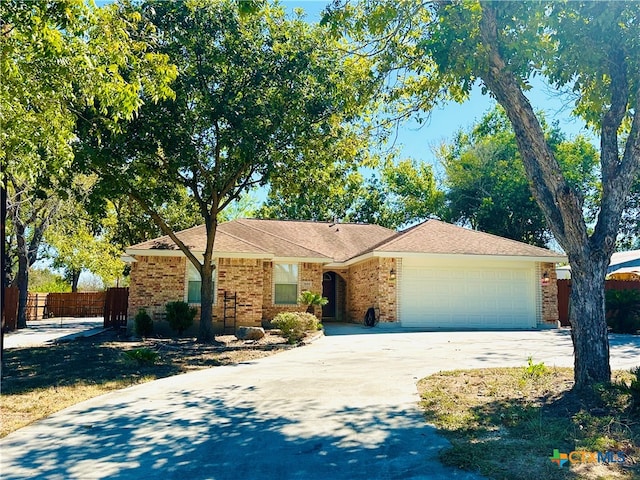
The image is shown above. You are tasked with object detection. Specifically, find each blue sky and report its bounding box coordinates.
[283,0,593,172]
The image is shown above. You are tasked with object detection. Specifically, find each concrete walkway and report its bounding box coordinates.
[1,326,639,480]
[3,318,105,349]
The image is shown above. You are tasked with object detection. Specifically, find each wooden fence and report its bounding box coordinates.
[2,288,129,332]
[103,288,129,329]
[3,287,19,331]
[46,292,106,318]
[3,289,46,328]
[27,293,48,321]
[557,279,640,326]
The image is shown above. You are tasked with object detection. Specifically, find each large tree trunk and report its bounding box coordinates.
[6,176,59,329]
[569,252,611,387]
[198,260,216,343]
[476,4,640,389]
[70,269,80,293]
[1,183,6,368]
[14,222,29,329]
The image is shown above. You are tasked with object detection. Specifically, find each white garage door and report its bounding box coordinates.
[399,258,537,329]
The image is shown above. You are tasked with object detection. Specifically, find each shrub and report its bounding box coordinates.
[134,308,154,337]
[606,289,640,334]
[522,356,547,379]
[165,301,197,335]
[297,291,328,313]
[123,348,158,366]
[271,312,320,344]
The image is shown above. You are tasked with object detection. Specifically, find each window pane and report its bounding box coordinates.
[187,261,216,304]
[187,263,201,281]
[275,284,298,305]
[188,281,201,303]
[274,264,298,284]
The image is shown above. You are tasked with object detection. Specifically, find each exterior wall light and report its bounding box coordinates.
[389,268,396,280]
[541,271,551,286]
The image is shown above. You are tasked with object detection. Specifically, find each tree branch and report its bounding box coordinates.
[592,47,638,252]
[128,190,203,273]
[478,3,588,253]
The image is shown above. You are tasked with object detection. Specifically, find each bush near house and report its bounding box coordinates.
[271,312,321,344]
[134,308,154,337]
[165,301,197,335]
[606,289,640,334]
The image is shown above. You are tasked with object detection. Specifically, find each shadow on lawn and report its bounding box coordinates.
[438,387,639,480]
[1,336,184,395]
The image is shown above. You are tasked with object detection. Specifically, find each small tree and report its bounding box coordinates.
[298,291,328,314]
[165,301,197,336]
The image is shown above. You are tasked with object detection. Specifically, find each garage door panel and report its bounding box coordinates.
[400,260,536,329]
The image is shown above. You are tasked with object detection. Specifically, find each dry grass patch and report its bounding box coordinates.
[418,363,639,480]
[1,329,298,437]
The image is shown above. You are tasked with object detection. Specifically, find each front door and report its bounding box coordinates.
[322,272,336,319]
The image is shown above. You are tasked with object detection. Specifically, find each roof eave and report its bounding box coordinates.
[371,251,568,262]
[272,256,332,264]
[124,249,332,263]
[324,252,375,268]
[125,249,272,260]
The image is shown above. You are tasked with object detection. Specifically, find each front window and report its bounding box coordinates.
[187,262,215,304]
[274,263,298,305]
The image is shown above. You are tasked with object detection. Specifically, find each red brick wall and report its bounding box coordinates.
[348,257,398,324]
[128,256,268,334]
[540,262,559,326]
[128,255,186,330]
[378,257,398,322]
[215,258,264,327]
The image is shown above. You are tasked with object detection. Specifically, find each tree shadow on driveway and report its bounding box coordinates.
[0,383,482,480]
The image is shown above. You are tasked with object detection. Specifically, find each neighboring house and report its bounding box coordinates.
[555,250,640,281]
[608,249,640,280]
[125,218,566,333]
[556,265,571,280]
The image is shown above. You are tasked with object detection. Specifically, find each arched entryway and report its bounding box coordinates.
[322,271,347,322]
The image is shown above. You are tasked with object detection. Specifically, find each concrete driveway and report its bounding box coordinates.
[1,325,639,480]
[3,318,105,349]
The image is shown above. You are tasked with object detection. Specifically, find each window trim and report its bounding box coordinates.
[273,263,299,305]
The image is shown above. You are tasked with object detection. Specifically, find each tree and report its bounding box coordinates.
[328,1,640,389]
[88,187,202,254]
[258,154,367,222]
[78,0,372,342]
[5,174,62,328]
[439,107,599,247]
[617,177,640,250]
[45,196,125,292]
[261,157,443,229]
[0,0,175,329]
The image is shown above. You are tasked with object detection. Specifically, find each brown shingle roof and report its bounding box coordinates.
[234,219,397,262]
[127,218,564,262]
[373,219,564,258]
[127,219,397,262]
[127,225,271,255]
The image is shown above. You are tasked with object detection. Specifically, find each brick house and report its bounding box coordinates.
[125,218,565,334]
